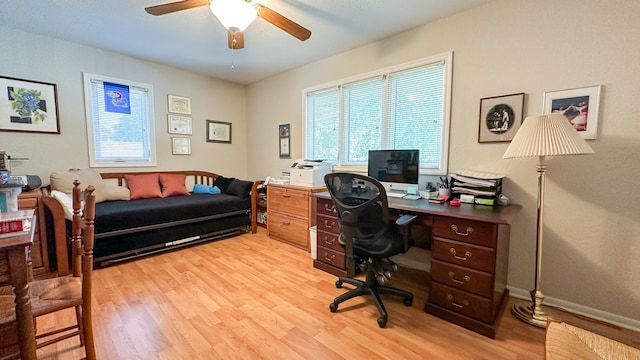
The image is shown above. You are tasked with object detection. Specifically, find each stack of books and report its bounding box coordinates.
[0,209,34,239]
[450,170,504,206]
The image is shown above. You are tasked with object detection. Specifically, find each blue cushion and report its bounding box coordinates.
[192,184,221,194]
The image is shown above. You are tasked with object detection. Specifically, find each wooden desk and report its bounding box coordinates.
[313,193,521,338]
[0,216,38,360]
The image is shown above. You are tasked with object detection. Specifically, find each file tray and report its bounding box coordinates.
[450,170,504,206]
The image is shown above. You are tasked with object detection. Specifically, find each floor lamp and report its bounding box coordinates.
[503,113,594,327]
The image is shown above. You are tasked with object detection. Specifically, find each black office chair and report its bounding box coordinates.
[324,172,416,328]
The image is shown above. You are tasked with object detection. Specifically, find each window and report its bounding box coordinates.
[305,52,452,175]
[83,73,156,167]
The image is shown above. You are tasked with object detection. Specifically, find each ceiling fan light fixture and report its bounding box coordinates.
[210,0,257,32]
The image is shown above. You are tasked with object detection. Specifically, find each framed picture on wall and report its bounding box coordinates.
[171,137,191,155]
[167,94,191,115]
[543,85,601,140]
[279,123,290,158]
[0,76,60,134]
[167,114,192,135]
[206,120,231,143]
[478,92,525,143]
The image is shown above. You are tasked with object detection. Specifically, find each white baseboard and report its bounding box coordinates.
[508,286,640,332]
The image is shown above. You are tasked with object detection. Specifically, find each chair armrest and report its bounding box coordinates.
[41,195,70,276]
[395,214,417,227]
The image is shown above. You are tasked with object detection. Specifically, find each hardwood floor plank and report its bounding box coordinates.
[35,228,549,359]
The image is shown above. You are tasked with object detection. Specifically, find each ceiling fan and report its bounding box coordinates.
[145,0,311,50]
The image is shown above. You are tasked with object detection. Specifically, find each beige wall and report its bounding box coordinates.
[1,0,638,330]
[247,0,640,328]
[0,27,249,181]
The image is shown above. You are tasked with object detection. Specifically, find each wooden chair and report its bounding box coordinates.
[29,180,97,359]
[0,180,96,359]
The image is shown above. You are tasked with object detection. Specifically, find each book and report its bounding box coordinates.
[0,209,34,238]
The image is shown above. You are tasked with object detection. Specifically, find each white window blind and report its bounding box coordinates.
[305,52,452,175]
[83,73,156,167]
[305,87,340,161]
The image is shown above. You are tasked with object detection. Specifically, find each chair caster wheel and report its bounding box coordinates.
[335,280,343,288]
[329,302,338,313]
[403,297,413,306]
[377,315,388,328]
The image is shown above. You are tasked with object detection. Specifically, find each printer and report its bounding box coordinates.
[289,159,333,187]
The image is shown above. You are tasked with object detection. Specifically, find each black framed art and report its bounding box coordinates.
[478,92,524,143]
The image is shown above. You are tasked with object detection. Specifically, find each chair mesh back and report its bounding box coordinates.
[324,173,390,246]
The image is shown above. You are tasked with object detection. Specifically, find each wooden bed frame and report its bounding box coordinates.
[42,171,258,275]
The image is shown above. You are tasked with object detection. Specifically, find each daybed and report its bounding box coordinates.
[42,170,258,274]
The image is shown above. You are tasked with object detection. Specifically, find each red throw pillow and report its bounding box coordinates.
[159,173,189,197]
[124,173,162,200]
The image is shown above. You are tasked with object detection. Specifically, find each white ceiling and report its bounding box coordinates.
[1,0,492,85]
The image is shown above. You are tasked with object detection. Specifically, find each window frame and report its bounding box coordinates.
[303,51,452,176]
[82,72,157,168]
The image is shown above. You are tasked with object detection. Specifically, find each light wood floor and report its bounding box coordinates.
[35,228,547,359]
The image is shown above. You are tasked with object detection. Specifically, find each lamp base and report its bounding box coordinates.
[512,301,548,328]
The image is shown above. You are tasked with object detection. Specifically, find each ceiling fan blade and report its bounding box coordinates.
[228,30,245,50]
[145,0,210,16]
[255,4,311,41]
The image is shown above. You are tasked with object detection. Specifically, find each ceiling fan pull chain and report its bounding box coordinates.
[230,34,236,70]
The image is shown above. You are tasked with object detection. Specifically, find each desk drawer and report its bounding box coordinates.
[432,238,495,273]
[316,246,345,269]
[317,230,342,252]
[317,198,337,217]
[431,259,493,298]
[268,187,309,218]
[317,214,340,234]
[433,216,498,247]
[268,211,309,249]
[430,282,492,323]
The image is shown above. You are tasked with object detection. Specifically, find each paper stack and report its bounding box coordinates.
[450,170,505,206]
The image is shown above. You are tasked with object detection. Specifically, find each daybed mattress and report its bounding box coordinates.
[94,193,250,235]
[90,193,251,263]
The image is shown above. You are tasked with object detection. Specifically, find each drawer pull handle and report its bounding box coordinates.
[323,236,335,245]
[282,221,291,226]
[450,248,472,261]
[447,294,469,308]
[282,194,291,198]
[324,204,336,213]
[324,253,336,262]
[451,224,473,236]
[448,271,470,284]
[324,220,336,228]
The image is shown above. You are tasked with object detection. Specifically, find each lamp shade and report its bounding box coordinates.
[210,0,257,32]
[503,113,594,159]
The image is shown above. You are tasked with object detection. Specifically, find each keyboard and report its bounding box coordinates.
[387,191,406,198]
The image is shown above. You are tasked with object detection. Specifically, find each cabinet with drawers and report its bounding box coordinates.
[267,183,324,250]
[425,215,511,338]
[313,196,347,277]
[17,190,49,276]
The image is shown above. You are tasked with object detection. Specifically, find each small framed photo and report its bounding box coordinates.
[0,76,60,134]
[206,120,231,143]
[167,114,192,135]
[167,94,191,115]
[171,137,191,155]
[279,123,290,158]
[478,92,524,143]
[543,85,601,140]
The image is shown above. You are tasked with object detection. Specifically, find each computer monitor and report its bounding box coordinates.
[367,149,419,194]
